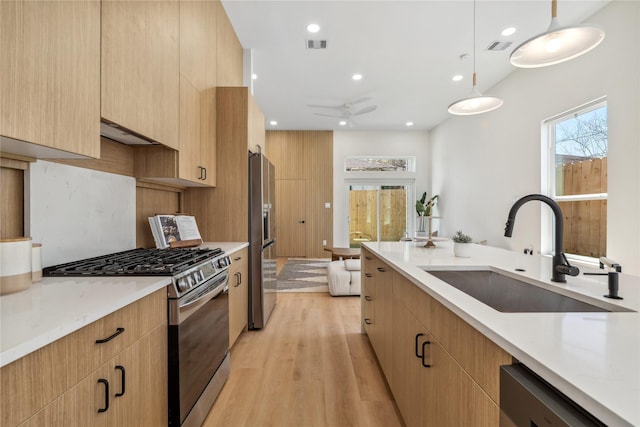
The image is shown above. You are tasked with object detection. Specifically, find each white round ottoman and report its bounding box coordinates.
[327,259,361,296]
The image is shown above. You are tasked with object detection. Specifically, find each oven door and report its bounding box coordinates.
[168,272,230,426]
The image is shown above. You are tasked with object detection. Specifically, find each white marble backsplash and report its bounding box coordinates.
[26,160,136,267]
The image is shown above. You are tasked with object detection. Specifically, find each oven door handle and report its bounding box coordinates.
[179,282,226,310]
[171,274,229,325]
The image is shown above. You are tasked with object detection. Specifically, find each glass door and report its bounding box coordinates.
[348,184,408,247]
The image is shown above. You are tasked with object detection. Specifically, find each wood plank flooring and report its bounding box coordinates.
[203,293,404,427]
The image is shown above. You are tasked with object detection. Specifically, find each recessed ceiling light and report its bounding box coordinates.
[501,27,517,37]
[269,120,278,126]
[406,121,414,127]
[252,73,257,80]
[307,23,320,33]
[452,74,464,82]
[339,120,347,126]
[352,73,363,81]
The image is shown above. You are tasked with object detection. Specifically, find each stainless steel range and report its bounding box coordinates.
[44,247,232,427]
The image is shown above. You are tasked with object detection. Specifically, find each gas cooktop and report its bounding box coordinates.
[43,247,224,277]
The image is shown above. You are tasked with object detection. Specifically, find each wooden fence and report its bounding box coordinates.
[349,188,406,246]
[556,157,607,257]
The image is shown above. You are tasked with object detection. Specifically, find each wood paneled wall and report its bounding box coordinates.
[266,131,333,259]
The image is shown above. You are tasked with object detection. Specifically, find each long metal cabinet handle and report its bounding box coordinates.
[421,341,432,367]
[97,379,109,413]
[415,333,425,358]
[115,365,126,397]
[95,327,125,344]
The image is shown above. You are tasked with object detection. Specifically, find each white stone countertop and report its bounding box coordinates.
[0,242,248,368]
[363,241,640,427]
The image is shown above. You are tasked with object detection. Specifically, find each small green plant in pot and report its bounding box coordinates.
[452,230,473,257]
[416,192,439,233]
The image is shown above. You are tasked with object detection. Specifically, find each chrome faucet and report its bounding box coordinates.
[504,194,579,283]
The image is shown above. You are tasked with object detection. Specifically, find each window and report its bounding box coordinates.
[545,99,607,259]
[347,184,411,247]
[344,156,415,172]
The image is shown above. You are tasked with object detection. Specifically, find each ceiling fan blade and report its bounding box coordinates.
[353,105,377,116]
[307,97,372,110]
[314,112,345,118]
[307,103,344,110]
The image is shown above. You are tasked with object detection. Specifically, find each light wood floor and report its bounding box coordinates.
[203,292,404,427]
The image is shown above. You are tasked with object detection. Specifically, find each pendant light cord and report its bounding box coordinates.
[472,0,477,87]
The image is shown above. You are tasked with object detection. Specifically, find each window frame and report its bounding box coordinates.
[542,96,608,263]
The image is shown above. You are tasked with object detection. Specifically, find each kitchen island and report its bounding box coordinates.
[362,241,639,427]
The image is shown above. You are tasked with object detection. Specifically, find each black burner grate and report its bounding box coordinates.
[43,247,224,277]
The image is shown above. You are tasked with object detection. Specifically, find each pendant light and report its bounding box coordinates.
[448,0,503,116]
[510,0,605,68]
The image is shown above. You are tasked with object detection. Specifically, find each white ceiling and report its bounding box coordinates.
[221,0,610,131]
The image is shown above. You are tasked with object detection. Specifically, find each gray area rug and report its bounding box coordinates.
[277,258,330,292]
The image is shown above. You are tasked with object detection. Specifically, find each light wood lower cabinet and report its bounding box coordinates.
[362,249,511,427]
[2,289,167,427]
[229,248,249,347]
[361,250,395,385]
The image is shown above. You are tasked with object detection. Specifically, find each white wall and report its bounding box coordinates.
[333,130,430,247]
[430,1,640,274]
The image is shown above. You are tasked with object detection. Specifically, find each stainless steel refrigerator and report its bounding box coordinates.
[248,152,277,329]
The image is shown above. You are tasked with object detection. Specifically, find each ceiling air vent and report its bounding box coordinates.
[306,39,327,49]
[486,41,513,51]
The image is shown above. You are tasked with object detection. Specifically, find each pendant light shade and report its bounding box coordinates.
[448,73,504,115]
[510,0,605,68]
[448,1,503,116]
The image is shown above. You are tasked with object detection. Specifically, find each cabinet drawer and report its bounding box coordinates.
[392,274,433,329]
[431,299,512,405]
[71,288,165,376]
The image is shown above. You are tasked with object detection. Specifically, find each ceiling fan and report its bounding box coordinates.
[309,97,378,124]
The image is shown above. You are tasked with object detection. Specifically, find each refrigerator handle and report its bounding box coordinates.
[263,239,276,250]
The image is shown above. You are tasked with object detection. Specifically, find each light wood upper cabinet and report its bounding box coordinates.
[101,0,179,150]
[132,0,217,187]
[183,87,264,241]
[248,94,265,153]
[0,0,100,159]
[178,0,217,186]
[215,1,243,87]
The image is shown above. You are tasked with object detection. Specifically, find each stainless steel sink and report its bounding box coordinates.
[423,269,633,313]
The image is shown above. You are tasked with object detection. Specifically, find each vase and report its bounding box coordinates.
[453,242,473,258]
[417,216,427,233]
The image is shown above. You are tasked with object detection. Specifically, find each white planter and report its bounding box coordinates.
[453,242,473,258]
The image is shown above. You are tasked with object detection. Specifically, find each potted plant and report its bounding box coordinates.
[416,192,439,233]
[452,230,473,258]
